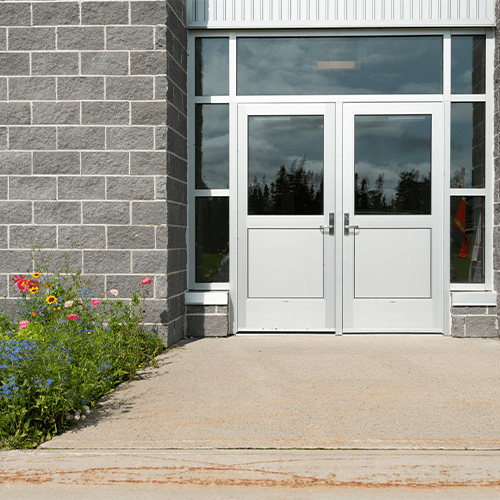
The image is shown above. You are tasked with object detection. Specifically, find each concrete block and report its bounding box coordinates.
[216,305,228,314]
[107,26,154,50]
[9,225,57,249]
[32,102,80,125]
[131,1,167,24]
[81,152,129,176]
[33,3,80,26]
[82,201,130,225]
[132,201,167,225]
[130,151,166,175]
[8,28,55,51]
[166,177,186,204]
[156,225,168,249]
[58,177,105,200]
[81,52,129,76]
[166,225,186,249]
[83,250,131,274]
[33,151,80,175]
[167,248,187,274]
[143,299,169,325]
[167,152,187,182]
[167,0,187,28]
[166,201,187,226]
[9,77,56,101]
[58,127,105,150]
[131,101,167,125]
[107,226,155,249]
[33,250,82,273]
[105,274,152,298]
[166,28,186,67]
[163,315,184,345]
[0,201,31,224]
[131,250,168,275]
[165,270,187,297]
[155,26,166,50]
[187,305,217,314]
[107,176,154,200]
[0,4,31,26]
[166,103,187,135]
[155,176,166,199]
[167,128,185,158]
[0,29,5,50]
[0,177,6,199]
[9,127,56,151]
[156,126,167,150]
[0,128,6,150]
[0,79,6,101]
[187,314,228,338]
[32,52,79,76]
[57,27,105,51]
[106,77,154,100]
[0,251,32,274]
[451,306,489,315]
[10,176,57,200]
[34,201,81,224]
[131,51,167,75]
[155,76,167,100]
[168,293,185,322]
[0,152,31,175]
[58,226,106,249]
[166,3,187,45]
[82,102,130,125]
[0,53,30,76]
[0,103,30,125]
[0,228,6,248]
[58,77,104,101]
[167,78,186,115]
[81,2,129,25]
[465,316,498,338]
[106,127,154,150]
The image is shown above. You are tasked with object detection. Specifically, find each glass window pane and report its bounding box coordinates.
[195,197,229,283]
[451,103,485,188]
[237,37,442,95]
[248,116,324,215]
[355,115,432,215]
[451,36,485,94]
[195,104,229,189]
[450,196,485,283]
[195,38,229,96]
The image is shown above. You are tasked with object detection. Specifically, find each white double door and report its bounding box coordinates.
[237,102,443,333]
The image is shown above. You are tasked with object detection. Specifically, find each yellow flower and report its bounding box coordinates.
[29,287,39,294]
[46,295,57,305]
[54,307,61,311]
[32,272,41,278]
[44,283,54,288]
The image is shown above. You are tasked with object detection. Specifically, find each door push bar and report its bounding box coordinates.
[344,213,359,235]
[320,213,335,235]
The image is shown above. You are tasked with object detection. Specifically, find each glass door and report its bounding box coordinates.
[342,103,444,332]
[237,103,336,331]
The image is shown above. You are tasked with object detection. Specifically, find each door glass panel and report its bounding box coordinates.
[355,115,432,215]
[195,104,229,189]
[450,103,485,188]
[248,116,324,215]
[451,36,485,95]
[237,37,442,95]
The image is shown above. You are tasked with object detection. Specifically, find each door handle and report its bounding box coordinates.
[344,213,359,235]
[320,213,334,235]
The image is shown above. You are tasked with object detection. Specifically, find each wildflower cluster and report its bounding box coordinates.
[0,253,163,449]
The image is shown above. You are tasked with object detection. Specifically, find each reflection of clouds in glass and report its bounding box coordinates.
[238,37,442,95]
[201,133,229,188]
[197,38,229,95]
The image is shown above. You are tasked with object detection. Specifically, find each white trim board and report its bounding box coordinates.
[451,292,497,306]
[185,291,229,305]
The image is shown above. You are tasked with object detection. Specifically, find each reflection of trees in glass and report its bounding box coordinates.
[248,156,323,215]
[355,169,431,214]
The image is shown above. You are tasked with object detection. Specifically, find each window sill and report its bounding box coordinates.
[451,291,497,306]
[185,291,228,306]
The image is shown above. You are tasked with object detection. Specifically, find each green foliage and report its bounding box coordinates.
[0,250,164,450]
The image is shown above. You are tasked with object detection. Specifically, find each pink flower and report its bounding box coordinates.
[140,276,152,285]
[91,299,101,306]
[18,320,29,331]
[66,314,79,321]
[13,275,24,283]
[109,289,118,297]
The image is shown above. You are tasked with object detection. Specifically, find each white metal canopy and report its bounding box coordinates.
[187,0,495,29]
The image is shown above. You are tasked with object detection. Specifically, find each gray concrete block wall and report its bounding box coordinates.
[0,0,188,346]
[186,305,229,337]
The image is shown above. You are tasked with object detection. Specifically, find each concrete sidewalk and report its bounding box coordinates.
[2,335,500,497]
[42,335,500,450]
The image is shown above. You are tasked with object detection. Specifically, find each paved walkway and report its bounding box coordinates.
[1,335,500,497]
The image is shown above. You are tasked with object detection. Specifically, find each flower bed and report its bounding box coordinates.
[0,255,163,449]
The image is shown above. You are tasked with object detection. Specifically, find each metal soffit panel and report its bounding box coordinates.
[187,0,495,28]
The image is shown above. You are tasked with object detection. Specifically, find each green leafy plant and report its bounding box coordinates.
[0,251,164,449]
